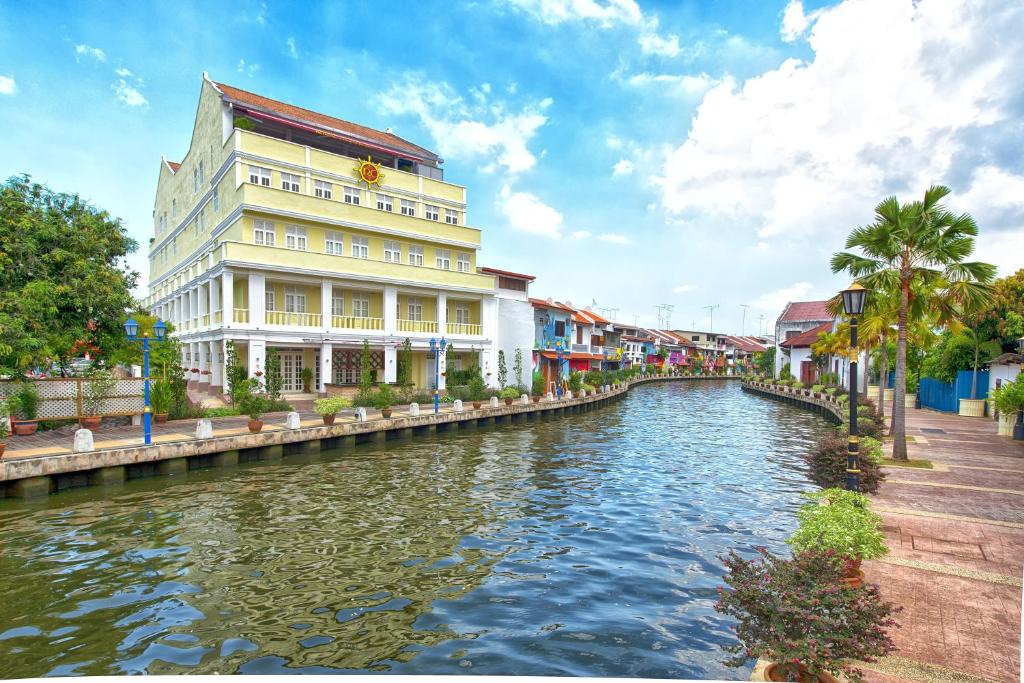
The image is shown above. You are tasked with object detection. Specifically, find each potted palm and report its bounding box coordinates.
[314,395,350,425]
[531,372,545,403]
[238,380,267,432]
[81,367,116,430]
[150,379,172,424]
[375,383,395,418]
[716,547,899,682]
[10,382,40,436]
[499,386,519,406]
[301,366,314,393]
[787,488,888,588]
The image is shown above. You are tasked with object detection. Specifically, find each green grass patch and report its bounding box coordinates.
[880,457,933,469]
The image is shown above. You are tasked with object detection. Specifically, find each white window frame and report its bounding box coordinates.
[445,208,459,225]
[425,204,440,221]
[331,294,345,317]
[281,172,301,193]
[408,245,424,266]
[285,224,307,251]
[383,240,402,263]
[435,249,451,270]
[456,252,471,273]
[406,297,424,321]
[248,165,272,186]
[351,235,369,259]
[254,219,276,246]
[352,293,370,318]
[376,193,393,211]
[314,180,333,200]
[325,231,344,255]
[265,290,276,312]
[455,303,471,325]
[344,186,361,205]
[284,286,307,313]
[400,199,416,217]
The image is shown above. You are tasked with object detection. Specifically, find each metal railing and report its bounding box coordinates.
[446,322,482,336]
[398,319,438,334]
[331,315,384,330]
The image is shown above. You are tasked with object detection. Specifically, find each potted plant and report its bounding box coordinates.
[375,383,395,418]
[468,373,486,410]
[237,379,266,432]
[81,367,116,430]
[499,386,519,406]
[314,395,350,425]
[992,378,1024,437]
[531,372,546,402]
[9,382,40,436]
[0,403,9,458]
[301,366,314,393]
[150,379,172,424]
[716,547,899,683]
[787,488,888,588]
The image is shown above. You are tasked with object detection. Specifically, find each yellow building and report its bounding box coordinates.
[146,73,510,395]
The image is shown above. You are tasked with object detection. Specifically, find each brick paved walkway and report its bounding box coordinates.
[861,404,1023,683]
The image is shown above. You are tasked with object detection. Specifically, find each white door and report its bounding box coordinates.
[280,353,303,392]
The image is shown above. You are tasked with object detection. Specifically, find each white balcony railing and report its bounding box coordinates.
[331,315,384,330]
[266,310,321,327]
[571,343,590,353]
[446,322,482,336]
[398,319,438,334]
[233,308,249,323]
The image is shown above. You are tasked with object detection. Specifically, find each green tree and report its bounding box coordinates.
[357,339,374,403]
[264,348,283,402]
[0,175,139,374]
[497,349,508,389]
[398,338,413,399]
[513,348,524,391]
[831,186,995,460]
[972,269,1024,351]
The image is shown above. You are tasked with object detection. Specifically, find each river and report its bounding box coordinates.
[0,380,831,679]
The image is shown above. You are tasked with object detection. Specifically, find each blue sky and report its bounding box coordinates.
[2,0,1022,335]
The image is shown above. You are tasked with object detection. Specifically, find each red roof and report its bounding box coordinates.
[214,81,437,162]
[166,161,181,172]
[778,300,832,324]
[530,298,575,313]
[480,267,536,281]
[779,321,832,348]
[720,335,768,353]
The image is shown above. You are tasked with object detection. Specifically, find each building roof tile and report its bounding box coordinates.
[778,300,833,324]
[779,321,833,348]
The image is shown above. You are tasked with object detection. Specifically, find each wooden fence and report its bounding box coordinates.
[0,378,146,420]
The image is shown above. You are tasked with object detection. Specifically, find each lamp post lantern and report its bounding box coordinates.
[124,317,168,445]
[840,283,868,491]
[1014,336,1024,441]
[429,337,446,414]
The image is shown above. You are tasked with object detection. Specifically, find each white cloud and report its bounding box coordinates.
[498,184,564,238]
[612,159,634,176]
[673,284,695,294]
[75,44,106,62]
[625,71,718,97]
[948,165,1024,276]
[658,0,1024,255]
[597,233,631,244]
[605,135,623,149]
[780,0,822,43]
[113,79,147,107]
[286,37,298,59]
[237,59,260,77]
[379,75,552,174]
[571,230,592,239]
[638,27,681,57]
[504,0,643,27]
[114,67,132,77]
[0,75,15,95]
[753,282,815,313]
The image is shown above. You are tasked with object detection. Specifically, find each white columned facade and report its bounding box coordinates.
[198,340,211,387]
[249,273,266,327]
[436,293,448,338]
[209,277,221,325]
[319,342,332,392]
[190,288,199,327]
[198,283,209,328]
[437,346,447,391]
[219,338,230,392]
[482,297,499,388]
[221,271,234,324]
[383,286,398,335]
[321,279,333,330]
[247,337,266,381]
[209,339,223,391]
[384,344,398,383]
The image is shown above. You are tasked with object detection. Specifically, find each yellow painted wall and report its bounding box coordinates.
[265,282,321,313]
[447,299,481,324]
[233,278,249,308]
[397,294,438,321]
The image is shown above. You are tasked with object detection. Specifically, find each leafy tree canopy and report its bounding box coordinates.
[970,268,1024,351]
[0,175,139,374]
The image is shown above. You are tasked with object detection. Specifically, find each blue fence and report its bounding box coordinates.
[919,369,990,412]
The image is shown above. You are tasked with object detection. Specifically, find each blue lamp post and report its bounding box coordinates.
[555,337,565,399]
[124,317,167,445]
[429,336,447,414]
[602,348,608,388]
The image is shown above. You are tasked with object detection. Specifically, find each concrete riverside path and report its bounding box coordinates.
[745,381,1023,683]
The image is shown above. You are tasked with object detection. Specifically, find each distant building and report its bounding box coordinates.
[774,301,833,378]
[719,335,769,374]
[778,322,832,385]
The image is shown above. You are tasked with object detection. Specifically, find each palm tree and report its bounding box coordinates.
[831,186,995,460]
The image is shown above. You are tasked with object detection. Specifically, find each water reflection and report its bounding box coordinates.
[0,381,829,678]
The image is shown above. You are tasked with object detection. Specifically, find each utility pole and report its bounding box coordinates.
[759,314,765,336]
[704,304,719,334]
[661,304,674,330]
[740,304,749,336]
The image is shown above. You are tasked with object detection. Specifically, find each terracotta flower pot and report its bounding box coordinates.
[322,413,336,425]
[248,419,263,433]
[841,557,865,588]
[0,442,6,458]
[80,416,102,430]
[473,401,482,409]
[381,408,393,418]
[13,421,38,436]
[532,396,540,403]
[155,413,169,424]
[751,660,840,682]
[504,398,513,406]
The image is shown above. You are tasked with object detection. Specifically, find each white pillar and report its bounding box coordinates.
[248,337,266,379]
[210,339,223,390]
[319,342,332,391]
[321,279,333,330]
[249,273,266,327]
[219,338,230,392]
[179,292,188,328]
[482,298,499,388]
[438,346,447,391]
[384,344,398,383]
[383,286,398,335]
[198,283,209,327]
[437,293,448,337]
[209,278,220,325]
[190,288,199,327]
[221,271,234,325]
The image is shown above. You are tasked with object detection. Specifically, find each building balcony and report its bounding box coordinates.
[266,310,321,327]
[233,308,249,323]
[202,314,210,326]
[331,315,384,331]
[446,322,482,336]
[398,319,438,334]
[214,310,222,324]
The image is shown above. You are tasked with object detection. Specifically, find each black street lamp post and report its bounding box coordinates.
[841,283,868,492]
[1015,337,1024,441]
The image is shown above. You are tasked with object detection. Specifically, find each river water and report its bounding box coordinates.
[0,381,831,679]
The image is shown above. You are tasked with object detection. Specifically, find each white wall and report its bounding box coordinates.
[495,297,535,389]
[990,364,1020,393]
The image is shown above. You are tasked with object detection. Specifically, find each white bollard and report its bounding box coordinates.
[520,394,529,405]
[545,392,554,402]
[408,402,420,416]
[489,396,499,408]
[566,390,573,399]
[73,428,94,453]
[355,407,367,422]
[286,412,301,429]
[453,399,464,413]
[195,419,213,439]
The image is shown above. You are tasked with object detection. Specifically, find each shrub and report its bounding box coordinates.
[498,386,520,400]
[803,431,885,493]
[11,381,41,420]
[716,548,899,683]
[497,350,508,389]
[993,378,1024,415]
[860,436,883,464]
[314,396,350,415]
[811,384,825,393]
[467,373,487,402]
[265,399,294,413]
[150,378,172,414]
[582,383,597,393]
[237,379,267,420]
[532,371,546,396]
[373,383,395,409]
[780,362,791,379]
[83,367,116,417]
[787,488,888,561]
[568,371,583,393]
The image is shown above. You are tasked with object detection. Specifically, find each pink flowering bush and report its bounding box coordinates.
[715,547,900,682]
